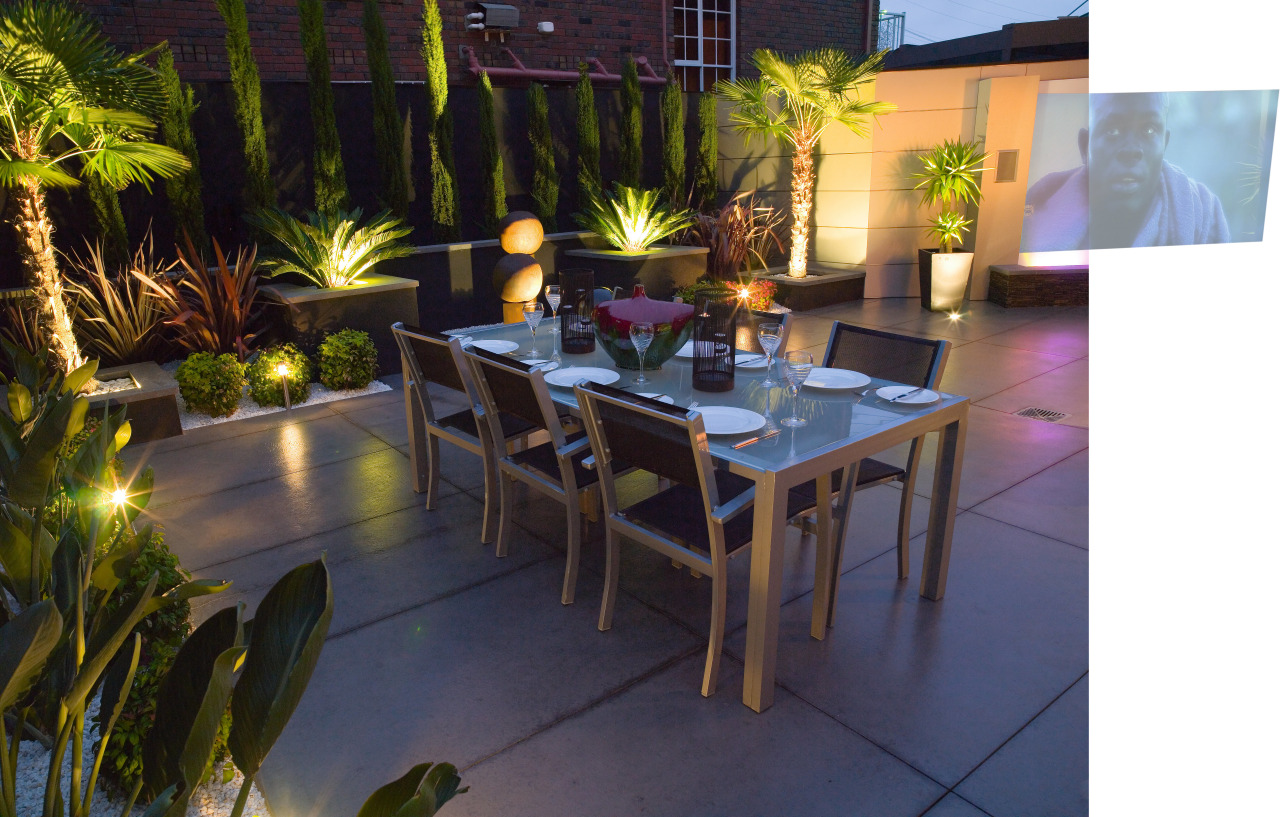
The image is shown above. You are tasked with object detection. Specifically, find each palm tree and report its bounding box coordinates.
[716,48,894,278]
[0,1,188,375]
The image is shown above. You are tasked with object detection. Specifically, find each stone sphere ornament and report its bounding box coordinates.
[493,253,543,303]
[498,211,545,255]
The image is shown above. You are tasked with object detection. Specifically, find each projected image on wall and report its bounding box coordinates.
[1021,90,1277,252]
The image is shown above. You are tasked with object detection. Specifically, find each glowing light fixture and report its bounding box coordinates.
[948,312,961,321]
[275,362,290,377]
[277,363,292,410]
[110,488,128,507]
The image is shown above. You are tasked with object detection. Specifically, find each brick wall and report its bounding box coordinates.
[79,0,874,86]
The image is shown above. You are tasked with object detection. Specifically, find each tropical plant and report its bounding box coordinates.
[0,295,49,361]
[216,0,276,216]
[477,71,508,238]
[575,63,602,206]
[65,232,175,367]
[680,191,785,282]
[620,57,643,188]
[246,343,312,407]
[0,345,465,817]
[574,183,694,253]
[422,0,459,242]
[365,0,409,218]
[716,47,894,278]
[155,44,208,253]
[318,328,376,391]
[911,138,989,253]
[0,0,190,375]
[661,74,685,208]
[694,92,718,213]
[298,0,350,216]
[136,234,265,362]
[246,207,414,288]
[174,352,244,417]
[85,174,129,270]
[528,82,558,232]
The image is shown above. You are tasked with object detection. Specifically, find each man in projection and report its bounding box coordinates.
[1022,92,1229,250]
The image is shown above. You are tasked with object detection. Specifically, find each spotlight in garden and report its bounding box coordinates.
[277,362,292,410]
[110,488,128,507]
[948,312,961,321]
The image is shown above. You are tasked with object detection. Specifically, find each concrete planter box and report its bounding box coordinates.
[87,361,182,443]
[259,274,419,375]
[563,245,709,301]
[750,263,866,312]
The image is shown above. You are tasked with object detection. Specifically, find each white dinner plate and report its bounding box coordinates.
[544,367,621,388]
[803,367,871,390]
[693,406,766,435]
[736,353,769,368]
[467,339,519,354]
[636,392,676,404]
[876,385,940,405]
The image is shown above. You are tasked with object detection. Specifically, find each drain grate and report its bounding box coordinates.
[1015,406,1071,423]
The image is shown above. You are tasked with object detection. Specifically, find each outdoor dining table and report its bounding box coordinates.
[443,320,969,713]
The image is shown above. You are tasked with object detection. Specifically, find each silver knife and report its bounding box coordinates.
[733,429,781,449]
[888,387,926,403]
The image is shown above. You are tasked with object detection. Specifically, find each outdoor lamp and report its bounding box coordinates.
[277,362,292,410]
[110,488,128,507]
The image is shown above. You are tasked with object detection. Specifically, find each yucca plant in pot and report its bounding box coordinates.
[565,183,706,300]
[246,206,420,374]
[911,139,989,312]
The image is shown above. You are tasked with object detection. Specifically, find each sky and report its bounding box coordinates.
[879,0,1087,47]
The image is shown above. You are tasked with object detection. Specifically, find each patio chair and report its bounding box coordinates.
[574,381,814,697]
[464,346,613,605]
[392,323,538,544]
[795,321,951,632]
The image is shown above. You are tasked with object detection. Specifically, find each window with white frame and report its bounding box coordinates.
[673,0,735,92]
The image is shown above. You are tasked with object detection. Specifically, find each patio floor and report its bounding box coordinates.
[126,298,1088,817]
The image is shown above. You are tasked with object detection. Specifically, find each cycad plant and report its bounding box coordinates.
[247,207,414,288]
[716,48,894,278]
[911,138,989,252]
[574,184,693,253]
[0,1,189,375]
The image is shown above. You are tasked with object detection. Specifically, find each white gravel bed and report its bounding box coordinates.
[14,698,270,817]
[89,377,138,396]
[156,360,391,431]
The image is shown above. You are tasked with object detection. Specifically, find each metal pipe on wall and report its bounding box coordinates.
[463,46,668,85]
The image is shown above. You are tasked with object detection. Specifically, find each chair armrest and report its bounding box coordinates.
[581,455,596,470]
[556,436,592,460]
[710,486,755,524]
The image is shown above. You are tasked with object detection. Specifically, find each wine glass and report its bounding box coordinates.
[630,321,654,384]
[522,300,543,359]
[781,350,813,427]
[544,285,562,360]
[758,321,782,388]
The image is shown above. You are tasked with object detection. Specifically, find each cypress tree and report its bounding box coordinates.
[694,91,719,212]
[364,0,409,217]
[477,71,508,237]
[619,56,643,188]
[156,45,208,252]
[422,0,459,241]
[298,0,349,216]
[660,73,685,207]
[216,0,275,214]
[575,63,601,206]
[86,175,128,268]
[528,82,558,232]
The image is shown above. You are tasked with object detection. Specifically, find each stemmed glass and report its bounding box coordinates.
[544,285,562,360]
[630,321,654,384]
[522,300,543,359]
[758,321,783,388]
[781,350,813,427]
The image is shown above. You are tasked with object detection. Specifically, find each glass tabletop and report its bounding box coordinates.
[455,323,969,475]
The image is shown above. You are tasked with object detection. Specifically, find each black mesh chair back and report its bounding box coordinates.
[465,348,548,432]
[735,309,792,356]
[823,322,947,389]
[397,325,468,394]
[583,384,703,489]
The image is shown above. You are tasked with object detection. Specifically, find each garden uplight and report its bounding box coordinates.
[276,362,290,377]
[110,488,128,507]
[949,311,961,321]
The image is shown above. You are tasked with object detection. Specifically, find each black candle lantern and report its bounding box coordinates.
[559,268,596,354]
[692,290,737,392]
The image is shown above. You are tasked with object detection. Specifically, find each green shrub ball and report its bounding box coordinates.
[247,343,313,407]
[318,328,377,390]
[175,352,244,417]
